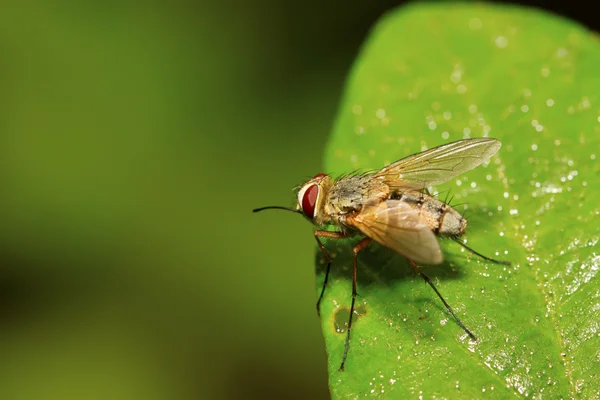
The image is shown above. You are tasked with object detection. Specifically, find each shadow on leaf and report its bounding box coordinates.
[314,236,469,293]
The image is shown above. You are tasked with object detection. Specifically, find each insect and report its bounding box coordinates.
[253,138,510,371]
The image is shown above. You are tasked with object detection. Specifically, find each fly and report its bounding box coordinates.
[253,138,510,371]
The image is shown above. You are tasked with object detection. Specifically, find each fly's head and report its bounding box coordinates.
[296,173,332,226]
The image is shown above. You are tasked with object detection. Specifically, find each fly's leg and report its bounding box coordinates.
[452,238,511,265]
[407,259,477,341]
[314,231,351,316]
[339,237,372,371]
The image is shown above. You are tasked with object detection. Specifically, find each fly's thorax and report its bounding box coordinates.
[324,175,390,221]
[392,191,466,237]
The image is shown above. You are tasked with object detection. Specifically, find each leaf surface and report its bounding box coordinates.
[317,3,600,398]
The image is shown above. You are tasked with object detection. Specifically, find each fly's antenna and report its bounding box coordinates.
[452,238,511,265]
[253,206,302,214]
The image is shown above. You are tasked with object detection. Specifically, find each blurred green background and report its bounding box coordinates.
[0,1,596,399]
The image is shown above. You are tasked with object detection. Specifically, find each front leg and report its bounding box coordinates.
[339,237,371,371]
[315,230,352,315]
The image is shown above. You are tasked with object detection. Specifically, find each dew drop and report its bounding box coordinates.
[556,48,568,58]
[494,36,508,48]
[469,18,482,30]
[541,67,550,77]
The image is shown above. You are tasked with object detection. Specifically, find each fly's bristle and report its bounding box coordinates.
[447,195,455,206]
[449,201,466,207]
[442,189,452,205]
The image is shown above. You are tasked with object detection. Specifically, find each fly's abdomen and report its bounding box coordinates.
[435,204,466,237]
[392,192,466,237]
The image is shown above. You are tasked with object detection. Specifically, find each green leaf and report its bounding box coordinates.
[317,2,600,398]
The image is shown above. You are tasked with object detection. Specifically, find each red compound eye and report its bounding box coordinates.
[313,173,327,179]
[301,184,319,219]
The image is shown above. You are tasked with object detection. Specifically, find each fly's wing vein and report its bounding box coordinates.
[374,138,501,190]
[347,200,443,265]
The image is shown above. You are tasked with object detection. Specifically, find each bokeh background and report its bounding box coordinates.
[0,1,596,399]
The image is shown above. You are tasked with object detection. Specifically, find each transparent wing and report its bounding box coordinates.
[347,200,443,265]
[374,138,501,190]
